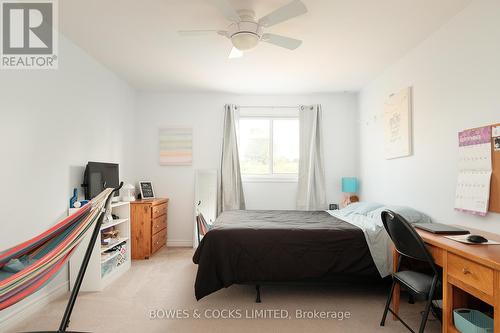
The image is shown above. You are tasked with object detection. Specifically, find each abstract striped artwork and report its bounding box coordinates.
[159,128,193,165]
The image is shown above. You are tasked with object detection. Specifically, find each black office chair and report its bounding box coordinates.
[380,210,440,333]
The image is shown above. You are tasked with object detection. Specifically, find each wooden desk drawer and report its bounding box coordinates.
[152,214,167,235]
[448,253,493,296]
[152,203,168,219]
[426,244,444,267]
[152,228,166,254]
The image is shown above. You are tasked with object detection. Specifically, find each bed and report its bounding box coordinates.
[193,204,432,301]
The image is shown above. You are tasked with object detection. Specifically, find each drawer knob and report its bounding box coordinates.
[462,268,471,275]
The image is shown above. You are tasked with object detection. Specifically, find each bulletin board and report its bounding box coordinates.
[490,123,500,213]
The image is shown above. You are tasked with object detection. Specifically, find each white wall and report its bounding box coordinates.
[134,92,359,245]
[0,34,135,326]
[359,0,500,233]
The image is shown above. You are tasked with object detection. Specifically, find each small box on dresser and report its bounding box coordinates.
[130,198,169,259]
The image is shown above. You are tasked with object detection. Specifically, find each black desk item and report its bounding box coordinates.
[413,222,470,235]
[467,234,488,244]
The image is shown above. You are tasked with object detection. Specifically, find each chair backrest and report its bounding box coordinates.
[381,210,438,274]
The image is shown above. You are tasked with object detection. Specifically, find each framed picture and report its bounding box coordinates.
[159,128,193,166]
[383,87,413,159]
[495,136,500,151]
[139,181,155,199]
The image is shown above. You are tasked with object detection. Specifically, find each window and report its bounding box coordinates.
[238,113,299,181]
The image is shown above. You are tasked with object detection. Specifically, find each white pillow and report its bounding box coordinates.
[368,206,432,225]
[337,202,383,217]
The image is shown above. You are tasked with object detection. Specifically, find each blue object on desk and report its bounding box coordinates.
[342,177,358,193]
[70,188,78,208]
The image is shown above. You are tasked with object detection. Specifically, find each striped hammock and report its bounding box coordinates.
[0,188,113,311]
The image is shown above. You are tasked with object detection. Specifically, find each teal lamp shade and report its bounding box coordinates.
[342,177,358,193]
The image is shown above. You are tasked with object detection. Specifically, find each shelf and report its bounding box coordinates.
[102,259,130,284]
[100,218,128,230]
[111,201,129,208]
[69,196,131,292]
[101,250,120,264]
[100,237,128,254]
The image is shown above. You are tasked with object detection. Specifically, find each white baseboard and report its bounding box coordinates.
[0,281,68,332]
[167,239,193,247]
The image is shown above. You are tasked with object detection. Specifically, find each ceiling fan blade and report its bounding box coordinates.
[229,47,243,59]
[178,30,226,37]
[261,33,302,50]
[258,0,307,27]
[209,0,241,22]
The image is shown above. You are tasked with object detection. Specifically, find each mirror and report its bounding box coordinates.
[194,169,218,247]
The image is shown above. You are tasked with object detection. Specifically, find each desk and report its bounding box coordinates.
[392,227,500,333]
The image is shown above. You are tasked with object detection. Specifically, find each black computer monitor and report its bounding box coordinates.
[83,162,119,199]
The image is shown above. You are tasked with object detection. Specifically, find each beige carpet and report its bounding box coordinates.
[9,248,440,333]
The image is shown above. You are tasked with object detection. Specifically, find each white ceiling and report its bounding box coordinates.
[60,0,471,94]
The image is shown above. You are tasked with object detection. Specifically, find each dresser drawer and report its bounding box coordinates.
[152,203,168,219]
[448,253,493,296]
[152,228,167,254]
[152,214,167,235]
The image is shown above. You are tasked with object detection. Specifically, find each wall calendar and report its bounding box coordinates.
[455,126,492,216]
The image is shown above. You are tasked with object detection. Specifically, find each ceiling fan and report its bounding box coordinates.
[178,0,308,58]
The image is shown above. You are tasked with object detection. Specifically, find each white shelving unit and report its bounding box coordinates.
[69,201,131,292]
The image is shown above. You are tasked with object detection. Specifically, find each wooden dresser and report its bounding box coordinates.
[130,198,168,259]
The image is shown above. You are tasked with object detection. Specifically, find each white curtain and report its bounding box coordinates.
[218,104,245,214]
[297,104,327,210]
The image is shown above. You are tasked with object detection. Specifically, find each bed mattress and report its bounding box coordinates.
[193,210,378,300]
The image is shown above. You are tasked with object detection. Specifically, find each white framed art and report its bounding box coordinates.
[159,128,193,166]
[383,87,413,159]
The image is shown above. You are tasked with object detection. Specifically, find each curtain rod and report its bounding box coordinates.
[237,105,300,109]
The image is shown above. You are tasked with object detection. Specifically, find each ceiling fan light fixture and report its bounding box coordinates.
[178,1,308,56]
[231,32,259,51]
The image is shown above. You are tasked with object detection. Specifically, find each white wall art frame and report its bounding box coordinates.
[159,128,193,166]
[383,87,413,159]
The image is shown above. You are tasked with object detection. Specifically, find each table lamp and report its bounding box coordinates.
[341,177,359,208]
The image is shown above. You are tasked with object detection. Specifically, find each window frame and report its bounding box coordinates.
[238,109,299,183]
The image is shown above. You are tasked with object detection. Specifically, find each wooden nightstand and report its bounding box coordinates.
[130,198,168,259]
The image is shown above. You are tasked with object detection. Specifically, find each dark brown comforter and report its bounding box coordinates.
[193,210,378,300]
